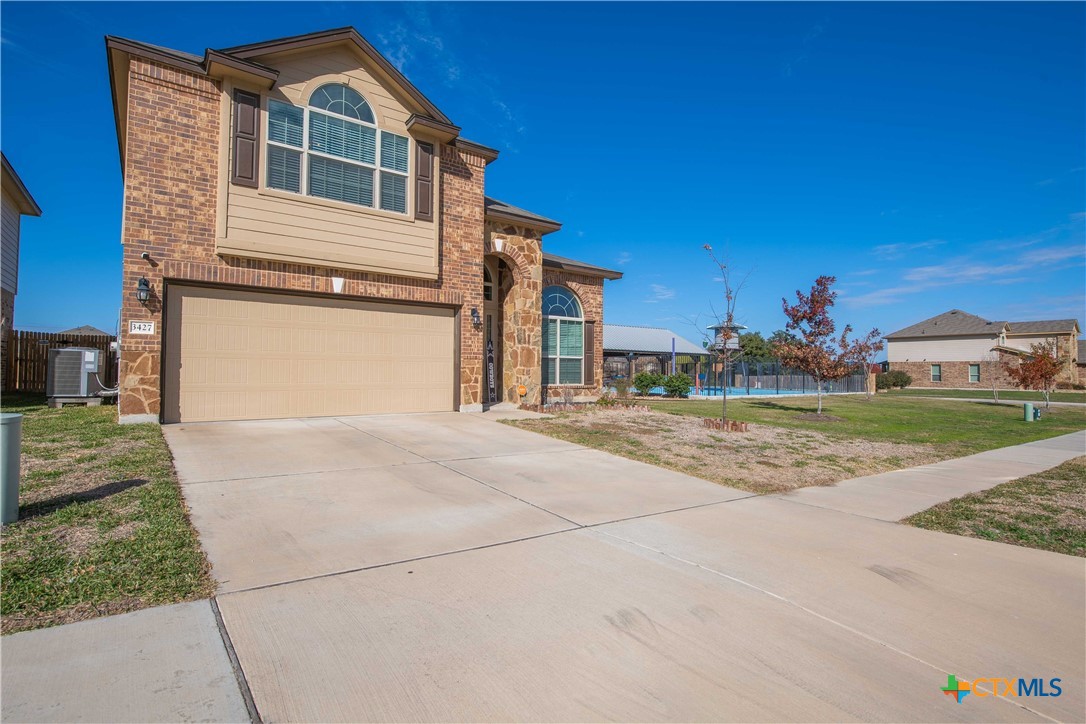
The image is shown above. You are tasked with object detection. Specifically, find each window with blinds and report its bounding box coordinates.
[542,286,584,385]
[264,85,410,214]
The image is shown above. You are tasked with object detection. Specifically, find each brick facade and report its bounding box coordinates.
[541,267,605,401]
[117,51,609,421]
[890,337,1079,390]
[889,359,1017,390]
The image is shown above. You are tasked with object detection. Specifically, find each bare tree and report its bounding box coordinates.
[983,350,1001,403]
[703,244,750,425]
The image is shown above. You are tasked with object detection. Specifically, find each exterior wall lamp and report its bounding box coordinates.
[470,307,482,328]
[135,277,152,305]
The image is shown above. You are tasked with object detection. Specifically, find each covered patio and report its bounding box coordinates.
[602,324,710,385]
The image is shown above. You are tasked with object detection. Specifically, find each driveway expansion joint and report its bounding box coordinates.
[210,598,262,723]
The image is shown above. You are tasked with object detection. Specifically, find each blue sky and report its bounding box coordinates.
[2,2,1083,354]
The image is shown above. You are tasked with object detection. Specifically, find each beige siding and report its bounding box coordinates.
[1003,334,1064,352]
[163,285,455,423]
[887,335,998,362]
[1,190,20,294]
[222,46,438,279]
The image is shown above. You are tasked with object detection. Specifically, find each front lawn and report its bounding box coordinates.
[903,457,1086,556]
[644,395,1085,456]
[883,388,1086,404]
[0,394,214,635]
[510,396,1085,495]
[510,407,939,494]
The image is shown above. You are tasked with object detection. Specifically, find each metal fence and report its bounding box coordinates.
[697,360,868,395]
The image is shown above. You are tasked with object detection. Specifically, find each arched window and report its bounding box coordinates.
[483,266,494,302]
[265,83,409,213]
[542,285,583,385]
[308,84,374,123]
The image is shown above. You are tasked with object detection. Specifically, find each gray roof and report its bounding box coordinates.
[1006,319,1080,335]
[484,196,561,230]
[59,325,111,336]
[542,252,622,280]
[885,309,1007,339]
[603,324,707,355]
[886,309,1080,340]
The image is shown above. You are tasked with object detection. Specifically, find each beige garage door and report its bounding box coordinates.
[163,286,455,423]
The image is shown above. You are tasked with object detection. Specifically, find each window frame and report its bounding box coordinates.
[930,363,942,382]
[968,364,981,383]
[263,87,411,216]
[542,286,585,386]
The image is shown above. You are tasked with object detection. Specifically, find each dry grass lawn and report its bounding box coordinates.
[512,407,940,494]
[1,395,214,634]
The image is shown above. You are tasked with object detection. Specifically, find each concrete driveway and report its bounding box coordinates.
[162,415,1085,722]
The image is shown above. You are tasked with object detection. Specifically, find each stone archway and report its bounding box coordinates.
[483,226,543,406]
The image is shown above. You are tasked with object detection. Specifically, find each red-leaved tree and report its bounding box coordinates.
[1003,341,1064,409]
[773,275,882,415]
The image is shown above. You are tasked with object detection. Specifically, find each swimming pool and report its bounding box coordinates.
[624,386,812,397]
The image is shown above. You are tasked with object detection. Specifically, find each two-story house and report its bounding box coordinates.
[107,27,621,423]
[1,152,43,391]
[885,309,1080,388]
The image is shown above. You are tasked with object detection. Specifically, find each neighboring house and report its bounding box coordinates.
[58,325,113,337]
[1078,340,1086,379]
[1,153,43,391]
[107,27,621,423]
[885,309,1080,388]
[602,324,708,380]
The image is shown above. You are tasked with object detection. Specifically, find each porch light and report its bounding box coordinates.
[135,277,152,305]
[470,307,482,327]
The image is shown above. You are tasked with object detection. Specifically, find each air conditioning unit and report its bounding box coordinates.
[46,347,104,401]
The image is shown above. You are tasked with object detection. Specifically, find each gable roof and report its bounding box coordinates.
[603,325,706,356]
[887,309,1081,340]
[485,197,561,232]
[58,325,112,337]
[220,27,452,126]
[106,27,460,169]
[542,252,622,280]
[1006,319,1080,335]
[885,309,1006,339]
[1,153,42,216]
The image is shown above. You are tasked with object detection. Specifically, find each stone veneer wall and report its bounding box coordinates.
[1,288,13,391]
[485,222,542,406]
[118,55,491,420]
[541,268,605,401]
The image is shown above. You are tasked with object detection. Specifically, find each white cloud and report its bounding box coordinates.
[616,251,631,266]
[644,284,675,304]
[871,239,945,260]
[1020,245,1086,265]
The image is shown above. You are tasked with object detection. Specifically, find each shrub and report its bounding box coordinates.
[875,373,892,391]
[632,371,665,395]
[887,370,912,388]
[595,392,618,407]
[662,373,692,398]
[1055,381,1086,391]
[613,378,631,399]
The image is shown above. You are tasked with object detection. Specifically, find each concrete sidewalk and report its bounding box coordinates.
[0,601,249,723]
[773,429,1085,520]
[3,420,1083,723]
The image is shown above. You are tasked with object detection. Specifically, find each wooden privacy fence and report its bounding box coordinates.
[3,330,118,393]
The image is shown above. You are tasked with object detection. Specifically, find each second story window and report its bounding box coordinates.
[265,83,409,214]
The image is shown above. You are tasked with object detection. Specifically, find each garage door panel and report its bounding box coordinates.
[164,286,455,423]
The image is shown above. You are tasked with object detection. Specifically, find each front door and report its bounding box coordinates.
[485,310,502,403]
